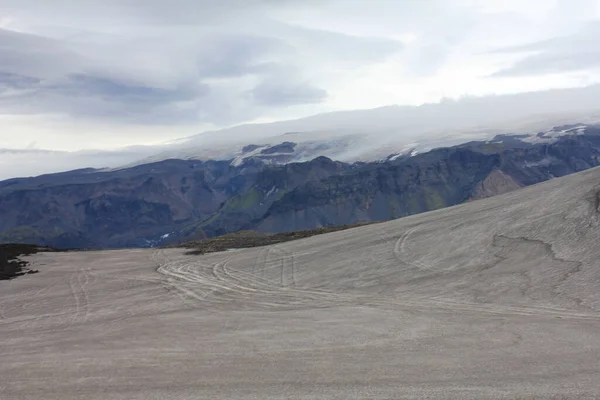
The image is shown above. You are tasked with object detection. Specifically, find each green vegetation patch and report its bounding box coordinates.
[0,226,40,242]
[225,187,262,210]
[178,223,374,256]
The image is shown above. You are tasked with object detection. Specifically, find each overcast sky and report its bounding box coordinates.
[1,0,600,171]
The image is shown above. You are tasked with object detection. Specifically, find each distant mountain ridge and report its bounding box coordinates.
[2,125,600,248]
[6,85,600,181]
[130,122,600,170]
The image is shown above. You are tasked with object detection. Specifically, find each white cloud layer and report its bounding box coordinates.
[2,0,600,178]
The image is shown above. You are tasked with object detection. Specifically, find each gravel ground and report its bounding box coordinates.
[2,167,600,399]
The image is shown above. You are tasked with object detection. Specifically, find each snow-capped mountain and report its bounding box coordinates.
[127,122,600,170]
[6,123,600,249]
[125,85,600,168]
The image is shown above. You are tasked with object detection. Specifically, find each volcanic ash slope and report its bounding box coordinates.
[2,167,600,399]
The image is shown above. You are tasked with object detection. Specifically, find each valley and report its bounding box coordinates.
[3,127,600,249]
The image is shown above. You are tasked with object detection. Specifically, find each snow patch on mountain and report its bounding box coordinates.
[522,124,588,144]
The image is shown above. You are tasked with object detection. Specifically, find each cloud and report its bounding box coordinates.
[0,149,137,180]
[4,0,600,181]
[250,80,327,106]
[271,21,404,66]
[0,71,210,123]
[0,72,40,91]
[0,0,273,27]
[195,34,290,79]
[0,28,80,79]
[0,29,320,124]
[491,52,600,77]
[0,146,159,180]
[490,22,600,77]
[0,2,400,128]
[0,148,58,155]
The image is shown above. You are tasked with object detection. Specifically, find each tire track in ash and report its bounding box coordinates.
[153,248,600,320]
[153,249,247,334]
[223,251,348,310]
[219,254,321,310]
[155,249,261,309]
[224,245,354,307]
[193,254,317,310]
[79,267,94,323]
[393,227,442,273]
[271,245,296,288]
[245,245,296,288]
[155,247,362,311]
[375,226,600,321]
[235,245,418,310]
[0,276,64,323]
[16,267,94,331]
[375,226,450,293]
[67,267,92,326]
[154,253,211,306]
[252,247,268,281]
[261,232,600,319]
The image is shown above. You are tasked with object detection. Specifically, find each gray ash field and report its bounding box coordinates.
[3,167,600,399]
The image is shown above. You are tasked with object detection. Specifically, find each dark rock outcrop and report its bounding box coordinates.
[0,244,59,280]
[260,142,297,154]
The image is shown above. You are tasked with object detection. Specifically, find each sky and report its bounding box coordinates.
[2,0,600,177]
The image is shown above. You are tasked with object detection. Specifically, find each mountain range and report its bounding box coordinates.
[6,85,600,181]
[2,123,600,248]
